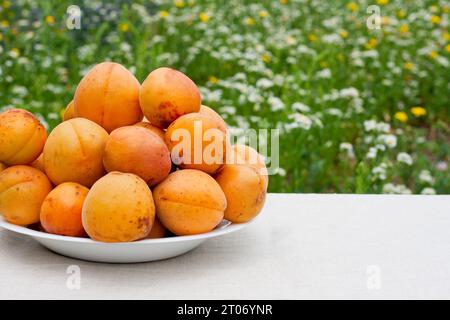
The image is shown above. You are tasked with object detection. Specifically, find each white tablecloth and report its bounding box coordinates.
[1,194,449,299]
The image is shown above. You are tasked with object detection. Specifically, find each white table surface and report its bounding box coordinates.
[0,193,449,300]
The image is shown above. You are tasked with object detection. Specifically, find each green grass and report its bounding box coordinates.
[0,0,449,194]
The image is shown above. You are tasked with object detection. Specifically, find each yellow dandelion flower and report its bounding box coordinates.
[308,34,317,42]
[261,53,270,63]
[244,17,255,26]
[381,16,390,25]
[430,15,441,24]
[159,10,170,18]
[339,30,349,38]
[410,107,426,117]
[397,9,406,18]
[365,38,378,49]
[174,0,185,8]
[199,12,210,23]
[45,15,55,25]
[259,10,269,18]
[346,2,358,12]
[119,23,129,32]
[10,47,20,57]
[0,20,9,28]
[394,111,408,122]
[403,62,414,70]
[445,44,450,53]
[429,50,438,59]
[279,0,288,4]
[377,0,389,5]
[399,24,409,34]
[443,31,450,41]
[208,76,219,84]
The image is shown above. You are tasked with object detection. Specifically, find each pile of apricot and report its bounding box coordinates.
[0,63,268,243]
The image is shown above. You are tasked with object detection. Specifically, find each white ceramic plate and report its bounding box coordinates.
[0,218,250,263]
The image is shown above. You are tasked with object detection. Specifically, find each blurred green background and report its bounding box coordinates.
[0,0,448,194]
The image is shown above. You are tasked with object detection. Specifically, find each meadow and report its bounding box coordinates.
[0,0,448,194]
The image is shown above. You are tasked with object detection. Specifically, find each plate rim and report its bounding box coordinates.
[0,217,251,245]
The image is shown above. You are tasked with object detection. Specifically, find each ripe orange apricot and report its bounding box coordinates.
[139,67,201,128]
[43,118,109,187]
[134,121,166,141]
[0,109,47,166]
[40,182,89,237]
[74,62,143,133]
[153,169,226,236]
[82,172,155,242]
[231,144,265,166]
[63,100,75,121]
[165,113,228,174]
[0,165,52,226]
[215,164,267,223]
[143,217,167,239]
[103,126,171,186]
[30,153,45,173]
[230,144,268,188]
[0,162,6,172]
[199,105,228,133]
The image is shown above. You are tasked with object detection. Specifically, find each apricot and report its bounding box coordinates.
[230,144,268,188]
[200,105,228,133]
[0,162,6,172]
[231,145,265,167]
[165,113,228,174]
[30,153,45,173]
[40,182,89,237]
[144,217,167,239]
[82,172,155,242]
[215,164,267,223]
[139,67,201,128]
[103,126,171,186]
[0,109,47,165]
[74,62,143,133]
[134,121,166,141]
[153,169,226,236]
[63,100,75,121]
[0,165,52,226]
[43,118,108,187]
